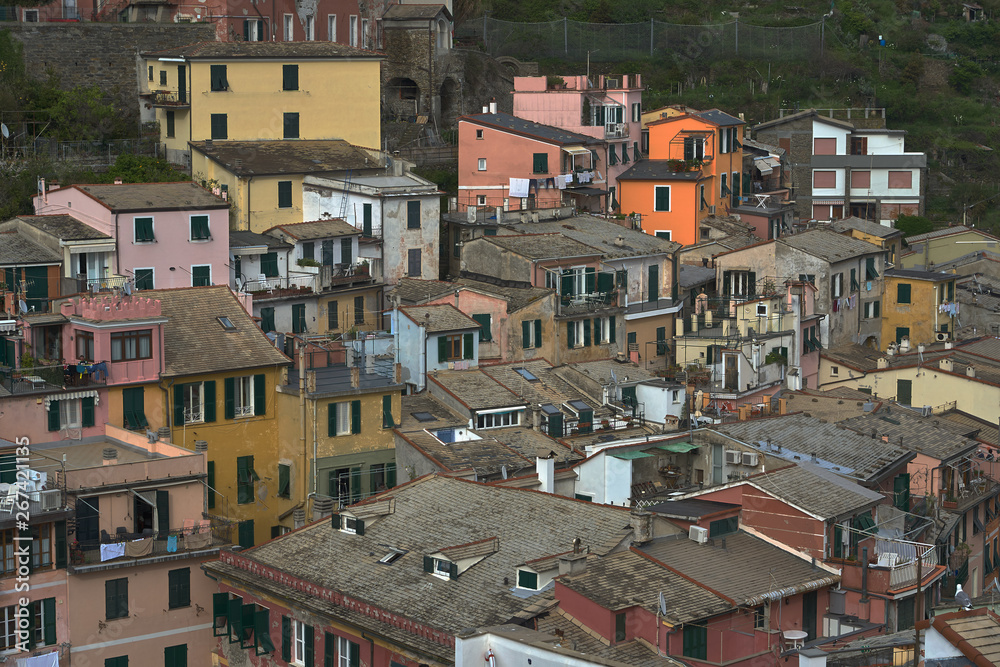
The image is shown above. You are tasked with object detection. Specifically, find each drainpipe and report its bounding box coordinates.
[312,397,318,498]
[114,213,121,279]
[246,176,253,232]
[299,343,307,513]
[860,546,869,603]
[361,631,376,667]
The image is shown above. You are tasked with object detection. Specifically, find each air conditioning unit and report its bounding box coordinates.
[688,525,709,544]
[742,451,758,467]
[40,490,62,511]
[174,12,193,21]
[708,205,716,215]
[724,450,741,465]
[936,332,950,342]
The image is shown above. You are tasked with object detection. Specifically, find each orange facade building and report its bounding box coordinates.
[619,109,744,246]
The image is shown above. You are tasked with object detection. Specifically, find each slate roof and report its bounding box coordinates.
[70,182,227,212]
[557,548,732,624]
[646,498,739,520]
[839,409,978,462]
[779,229,882,263]
[209,474,635,657]
[938,410,999,447]
[452,278,552,312]
[13,215,111,240]
[480,360,613,420]
[143,40,383,60]
[636,531,841,606]
[461,113,600,147]
[740,137,785,156]
[397,392,466,431]
[0,231,61,265]
[428,369,524,411]
[399,304,479,333]
[266,219,358,240]
[714,413,914,483]
[152,285,290,377]
[190,140,377,177]
[616,161,704,181]
[926,608,1000,665]
[561,359,662,386]
[482,233,601,261]
[679,265,716,289]
[781,387,877,423]
[535,609,685,667]
[744,462,885,519]
[905,225,986,243]
[382,3,451,20]
[830,216,904,240]
[504,214,682,257]
[753,108,856,132]
[389,278,552,313]
[229,230,292,250]
[885,268,954,282]
[693,109,744,127]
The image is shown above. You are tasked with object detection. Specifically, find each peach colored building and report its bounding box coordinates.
[512,74,644,209]
[34,182,230,291]
[457,111,607,214]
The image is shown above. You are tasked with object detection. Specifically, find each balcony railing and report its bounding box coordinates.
[0,490,67,523]
[150,91,188,106]
[70,520,234,567]
[558,289,620,316]
[77,274,128,294]
[605,123,629,139]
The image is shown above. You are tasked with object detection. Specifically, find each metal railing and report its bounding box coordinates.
[78,274,128,294]
[150,91,188,106]
[0,489,66,521]
[70,521,234,566]
[558,289,620,316]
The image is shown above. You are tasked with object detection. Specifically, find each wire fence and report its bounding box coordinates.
[458,17,827,64]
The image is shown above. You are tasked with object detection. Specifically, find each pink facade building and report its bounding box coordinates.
[34,182,230,291]
[512,74,644,211]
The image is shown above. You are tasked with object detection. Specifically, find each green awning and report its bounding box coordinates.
[658,442,699,453]
[611,450,654,460]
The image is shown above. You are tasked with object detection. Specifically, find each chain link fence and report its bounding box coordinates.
[459,17,827,64]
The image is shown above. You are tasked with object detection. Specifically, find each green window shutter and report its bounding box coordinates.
[48,401,60,431]
[255,608,275,655]
[423,555,434,572]
[362,204,373,236]
[328,402,336,437]
[43,597,56,645]
[210,64,228,90]
[207,461,215,509]
[609,316,616,344]
[281,616,291,662]
[407,200,421,229]
[561,271,574,299]
[55,520,67,569]
[522,320,531,348]
[340,237,352,265]
[897,283,911,304]
[449,561,459,579]
[382,394,394,429]
[283,112,299,139]
[237,456,251,504]
[157,489,170,534]
[355,519,365,536]
[240,605,256,649]
[174,384,185,426]
[386,463,396,488]
[656,327,667,356]
[648,264,659,302]
[597,271,613,294]
[654,186,669,211]
[548,413,563,438]
[585,267,596,293]
[533,153,548,173]
[261,307,275,333]
[349,640,360,667]
[278,464,290,498]
[191,215,210,240]
[224,377,235,419]
[213,593,229,637]
[210,114,227,140]
[351,400,361,434]
[866,256,878,279]
[204,380,216,422]
[438,336,448,363]
[330,513,341,529]
[566,320,575,348]
[192,265,211,286]
[874,300,880,318]
[169,568,190,608]
[609,144,618,165]
[325,632,336,667]
[82,396,95,427]
[282,64,298,91]
[621,142,629,164]
[253,374,265,415]
[277,181,293,208]
[534,320,542,347]
[582,319,591,347]
[463,332,474,359]
[261,252,279,277]
[472,314,492,341]
[238,520,254,549]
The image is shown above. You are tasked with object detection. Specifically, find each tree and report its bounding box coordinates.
[894,214,935,238]
[104,154,187,184]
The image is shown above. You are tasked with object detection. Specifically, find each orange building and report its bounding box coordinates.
[619,109,745,246]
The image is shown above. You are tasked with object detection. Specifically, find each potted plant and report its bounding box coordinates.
[547,75,565,90]
[356,260,370,276]
[943,492,958,509]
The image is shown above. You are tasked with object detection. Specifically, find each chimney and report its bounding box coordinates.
[350,366,360,388]
[532,406,541,431]
[614,235,625,247]
[394,362,403,384]
[558,552,588,577]
[536,451,555,493]
[917,343,925,355]
[876,357,889,369]
[690,312,698,333]
[945,340,953,349]
[899,337,911,353]
[102,448,118,466]
[630,507,652,545]
[39,177,47,203]
[940,358,953,372]
[313,495,334,520]
[204,139,213,150]
[194,440,208,452]
[307,370,317,393]
[966,365,976,378]
[489,99,497,114]
[114,178,123,185]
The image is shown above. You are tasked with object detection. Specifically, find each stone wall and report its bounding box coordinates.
[754,116,814,219]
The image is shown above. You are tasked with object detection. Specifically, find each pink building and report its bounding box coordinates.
[513,74,644,211]
[34,182,230,291]
[457,112,606,214]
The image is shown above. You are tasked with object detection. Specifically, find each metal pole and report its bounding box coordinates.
[650,18,654,57]
[564,17,568,54]
[735,19,738,56]
[914,552,922,667]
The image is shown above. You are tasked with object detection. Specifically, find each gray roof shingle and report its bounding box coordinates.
[482,234,601,261]
[266,219,359,240]
[830,216,904,240]
[190,140,378,176]
[744,463,885,519]
[779,229,882,263]
[428,369,524,411]
[504,214,682,257]
[399,303,479,333]
[143,40,383,60]
[72,182,227,212]
[461,113,600,147]
[0,231,62,265]
[838,409,979,463]
[616,161,705,181]
[13,215,111,241]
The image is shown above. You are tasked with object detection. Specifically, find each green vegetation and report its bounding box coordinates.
[894,214,935,237]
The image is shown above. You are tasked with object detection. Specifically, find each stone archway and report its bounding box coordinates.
[440,77,461,123]
[386,77,421,119]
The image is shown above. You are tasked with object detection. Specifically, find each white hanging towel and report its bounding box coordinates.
[508,178,530,198]
[17,651,60,667]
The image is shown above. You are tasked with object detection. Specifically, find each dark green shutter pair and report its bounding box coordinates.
[210,114,228,140]
[282,617,315,666]
[292,304,307,333]
[168,568,190,609]
[324,633,358,667]
[463,333,474,359]
[438,336,449,362]
[237,456,254,504]
[164,644,187,667]
[213,593,230,636]
[260,307,276,333]
[190,215,210,240]
[407,200,421,229]
[261,252,279,277]
[278,181,293,208]
[134,217,154,242]
[223,375,265,419]
[656,327,668,356]
[48,395,94,429]
[278,464,290,498]
[522,320,540,349]
[382,395,394,429]
[210,64,228,90]
[897,283,911,304]
[282,64,298,90]
[327,401,361,436]
[173,381,216,426]
[532,152,548,173]
[472,314,492,342]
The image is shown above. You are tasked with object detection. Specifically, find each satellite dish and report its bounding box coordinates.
[501,465,508,480]
[124,282,133,296]
[658,591,667,616]
[1,124,8,139]
[18,300,27,314]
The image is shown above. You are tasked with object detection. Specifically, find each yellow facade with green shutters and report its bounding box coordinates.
[880,271,956,349]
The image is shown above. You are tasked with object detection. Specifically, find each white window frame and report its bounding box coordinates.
[338,637,356,667]
[234,376,254,417]
[432,558,452,580]
[133,215,155,244]
[831,366,840,377]
[478,158,487,171]
[653,185,670,212]
[133,267,154,291]
[341,516,361,534]
[59,399,82,429]
[475,129,484,139]
[728,271,753,297]
[721,173,728,199]
[476,195,486,206]
[572,319,585,348]
[189,213,210,242]
[247,19,262,41]
[598,317,611,344]
[23,8,39,21]
[191,264,211,287]
[672,390,681,404]
[631,102,641,122]
[334,401,351,435]
[654,230,672,240]
[184,382,204,424]
[832,273,843,299]
[293,620,307,665]
[516,568,540,590]
[349,15,358,46]
[327,14,336,41]
[305,14,315,40]
[284,13,294,41]
[1,604,19,650]
[475,410,521,429]
[864,301,879,319]
[361,18,370,48]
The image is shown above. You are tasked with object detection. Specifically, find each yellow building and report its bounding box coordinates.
[190,140,383,231]
[899,226,1000,269]
[881,269,957,347]
[830,216,904,265]
[141,41,384,165]
[155,286,291,548]
[275,345,404,527]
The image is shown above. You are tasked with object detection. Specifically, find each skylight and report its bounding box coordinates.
[568,399,591,412]
[217,316,236,331]
[412,412,436,422]
[540,404,561,416]
[514,367,539,382]
[379,550,405,564]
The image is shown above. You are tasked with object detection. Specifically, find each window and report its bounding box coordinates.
[148,65,154,81]
[709,516,738,537]
[284,14,293,40]
[439,334,465,361]
[327,14,336,41]
[798,274,816,285]
[226,374,263,418]
[656,326,668,356]
[864,300,880,319]
[472,313,492,342]
[381,394,395,429]
[105,658,128,667]
[293,620,313,665]
[406,200,421,229]
[478,158,487,171]
[615,612,626,642]
[476,129,484,139]
[754,604,769,631]
[134,216,155,243]
[655,231,671,240]
[244,18,263,41]
[682,624,708,660]
[191,265,211,287]
[361,18,369,47]
[283,112,299,139]
[888,171,913,189]
[897,283,912,304]
[164,644,187,667]
[210,65,228,91]
[237,455,257,504]
[532,153,548,173]
[597,316,615,344]
[278,181,293,209]
[851,170,871,189]
[682,136,704,160]
[361,203,373,236]
[122,386,148,430]
[76,330,95,361]
[866,256,879,280]
[521,319,542,349]
[654,185,670,212]
[813,170,837,188]
[111,330,152,361]
[850,136,868,155]
[831,366,840,376]
[327,301,338,330]
[178,381,210,424]
[407,248,421,277]
[168,568,190,609]
[278,463,290,498]
[210,114,227,140]
[106,577,129,620]
[648,264,659,302]
[720,172,729,199]
[813,138,837,155]
[476,410,521,429]
[349,15,358,46]
[282,64,298,90]
[338,636,361,667]
[354,295,364,324]
[631,101,641,122]
[305,14,314,40]
[566,319,589,348]
[165,110,175,138]
[238,520,254,549]
[261,252,279,277]
[327,400,360,436]
[159,69,167,85]
[832,273,843,299]
[292,304,307,334]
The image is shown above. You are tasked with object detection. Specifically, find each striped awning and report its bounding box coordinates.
[813,199,845,205]
[44,389,100,410]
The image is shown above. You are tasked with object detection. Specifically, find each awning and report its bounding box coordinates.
[562,146,592,156]
[657,442,699,453]
[611,450,654,460]
[813,199,845,205]
[754,156,780,175]
[44,389,100,410]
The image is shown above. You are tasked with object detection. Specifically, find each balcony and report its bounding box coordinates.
[69,519,235,570]
[605,123,629,140]
[150,91,189,107]
[1,362,106,396]
[248,264,374,299]
[557,288,620,317]
[77,274,128,294]
[0,489,69,526]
